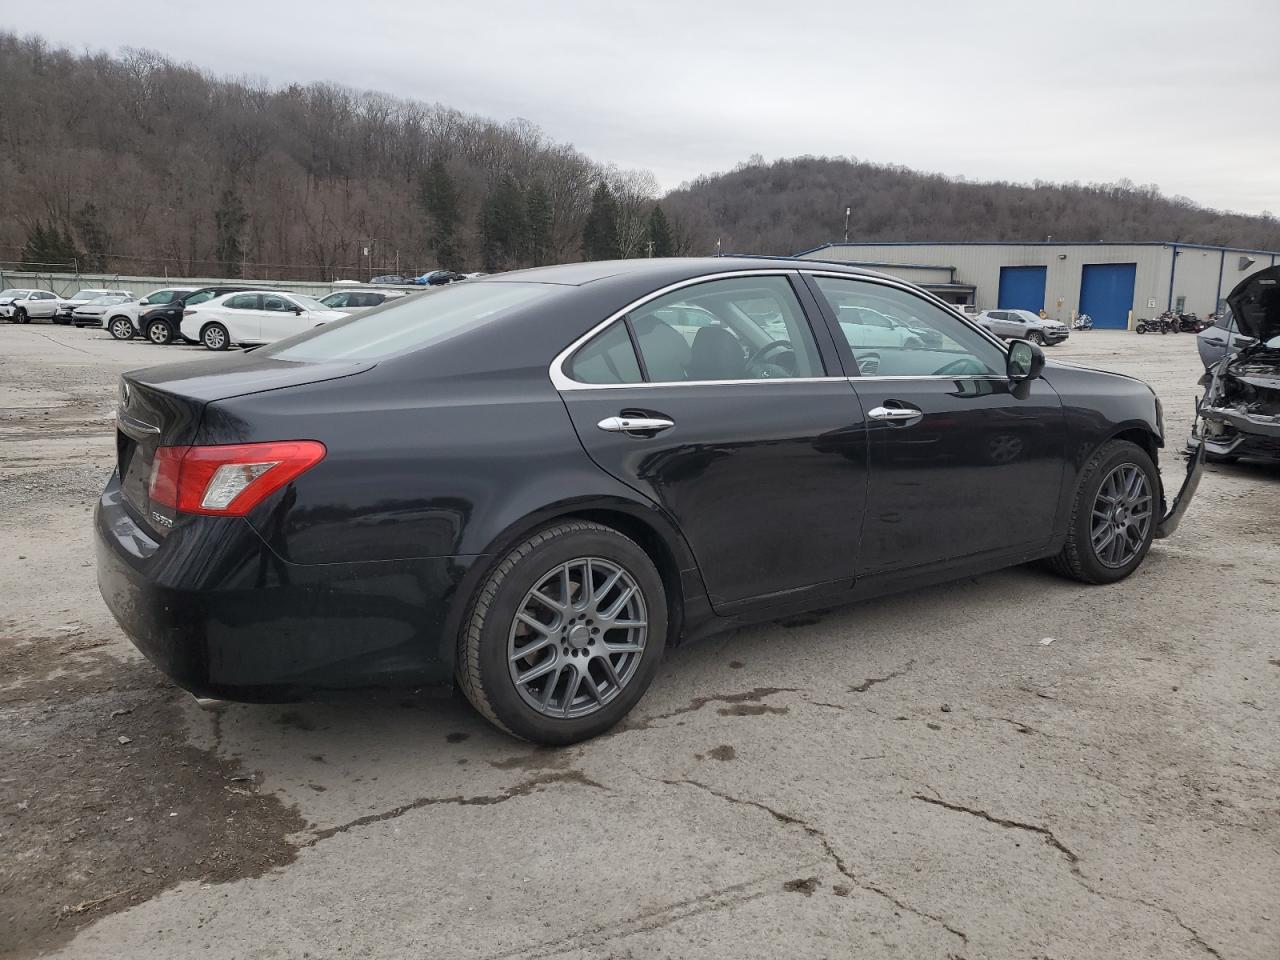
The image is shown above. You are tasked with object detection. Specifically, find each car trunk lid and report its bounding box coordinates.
[116,355,371,536]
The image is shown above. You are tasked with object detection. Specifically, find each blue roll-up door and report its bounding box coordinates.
[1079,263,1137,329]
[997,266,1047,313]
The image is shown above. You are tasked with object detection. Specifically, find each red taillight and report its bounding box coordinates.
[148,441,326,516]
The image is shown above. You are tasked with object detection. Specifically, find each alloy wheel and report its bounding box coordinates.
[110,318,133,340]
[1090,463,1152,568]
[507,557,647,719]
[203,325,227,350]
[148,322,171,344]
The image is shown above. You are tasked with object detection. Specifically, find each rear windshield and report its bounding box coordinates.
[262,282,555,362]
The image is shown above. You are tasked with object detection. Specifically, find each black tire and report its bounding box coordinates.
[108,316,135,340]
[1048,439,1159,585]
[1027,331,1045,346]
[1135,324,1147,334]
[457,520,668,744]
[201,322,230,351]
[15,308,28,324]
[146,319,174,345]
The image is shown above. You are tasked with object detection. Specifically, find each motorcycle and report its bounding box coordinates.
[1173,312,1202,333]
[1072,313,1094,330]
[1134,315,1170,335]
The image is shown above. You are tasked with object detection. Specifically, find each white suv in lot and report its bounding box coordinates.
[975,308,1070,346]
[1,289,62,322]
[99,287,199,340]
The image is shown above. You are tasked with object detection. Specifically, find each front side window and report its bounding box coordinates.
[185,291,216,306]
[320,292,349,308]
[144,290,179,306]
[263,295,294,312]
[627,276,823,382]
[813,276,1004,378]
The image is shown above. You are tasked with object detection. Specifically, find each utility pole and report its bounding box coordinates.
[646,240,655,258]
[716,237,722,257]
[844,207,851,243]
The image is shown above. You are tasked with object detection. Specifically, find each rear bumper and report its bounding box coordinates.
[95,475,468,700]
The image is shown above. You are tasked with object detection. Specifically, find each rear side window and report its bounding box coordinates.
[224,294,260,310]
[263,281,556,362]
[567,321,643,384]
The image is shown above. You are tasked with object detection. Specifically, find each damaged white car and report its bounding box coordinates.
[1193,265,1280,463]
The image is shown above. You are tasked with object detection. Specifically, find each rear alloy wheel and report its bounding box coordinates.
[108,317,135,340]
[201,322,230,351]
[1027,330,1045,345]
[146,319,173,345]
[1049,440,1158,584]
[458,521,667,744]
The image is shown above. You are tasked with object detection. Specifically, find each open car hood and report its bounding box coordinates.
[1227,264,1280,343]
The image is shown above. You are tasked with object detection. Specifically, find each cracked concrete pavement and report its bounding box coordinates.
[2,325,1277,959]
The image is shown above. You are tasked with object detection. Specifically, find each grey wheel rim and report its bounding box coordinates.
[1091,463,1152,568]
[111,319,132,339]
[148,323,169,344]
[508,557,647,719]
[204,326,226,349]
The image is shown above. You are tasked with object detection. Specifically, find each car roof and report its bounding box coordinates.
[486,257,901,288]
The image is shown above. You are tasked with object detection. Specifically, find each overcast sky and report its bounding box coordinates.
[11,0,1279,215]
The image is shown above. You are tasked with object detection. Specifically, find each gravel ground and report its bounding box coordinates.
[1,324,1277,960]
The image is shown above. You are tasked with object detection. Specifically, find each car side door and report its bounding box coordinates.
[555,271,869,614]
[30,291,59,318]
[805,273,1066,576]
[259,294,308,342]
[218,293,264,342]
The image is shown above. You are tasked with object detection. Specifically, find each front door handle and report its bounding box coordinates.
[867,405,923,422]
[597,415,675,434]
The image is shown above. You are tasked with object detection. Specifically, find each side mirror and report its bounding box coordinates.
[1007,339,1045,381]
[293,306,303,315]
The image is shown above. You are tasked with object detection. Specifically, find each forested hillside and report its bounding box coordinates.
[666,156,1280,256]
[2,32,1277,281]
[0,32,683,279]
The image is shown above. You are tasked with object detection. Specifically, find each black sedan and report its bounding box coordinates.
[97,258,1201,743]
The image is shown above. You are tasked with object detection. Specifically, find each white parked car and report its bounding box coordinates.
[318,288,411,317]
[1,288,62,322]
[71,294,134,328]
[99,287,200,340]
[54,288,133,324]
[180,290,347,350]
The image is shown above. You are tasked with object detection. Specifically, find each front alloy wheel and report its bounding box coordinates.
[109,317,134,340]
[459,520,667,744]
[1048,439,1158,584]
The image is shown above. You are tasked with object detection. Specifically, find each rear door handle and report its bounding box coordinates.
[597,415,675,434]
[867,405,923,422]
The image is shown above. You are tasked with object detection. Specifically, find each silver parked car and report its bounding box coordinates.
[318,289,412,317]
[1196,308,1255,370]
[976,309,1070,346]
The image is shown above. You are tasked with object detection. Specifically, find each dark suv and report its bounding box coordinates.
[139,286,265,345]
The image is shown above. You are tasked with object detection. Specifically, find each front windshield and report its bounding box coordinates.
[88,296,120,305]
[263,281,556,362]
[0,289,31,299]
[70,290,103,300]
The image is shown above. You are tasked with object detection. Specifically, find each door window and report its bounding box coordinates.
[321,292,350,308]
[264,295,295,312]
[813,276,1005,378]
[223,294,260,310]
[627,275,823,382]
[567,321,643,384]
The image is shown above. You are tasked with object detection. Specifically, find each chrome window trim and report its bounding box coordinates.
[548,267,1012,391]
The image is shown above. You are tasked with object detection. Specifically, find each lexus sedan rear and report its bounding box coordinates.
[97,258,1200,744]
